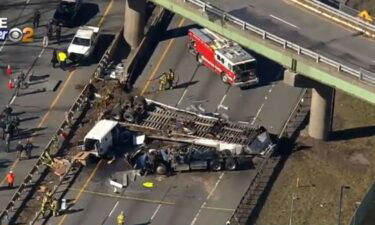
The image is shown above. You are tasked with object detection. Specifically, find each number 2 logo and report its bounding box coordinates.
[22,27,33,43]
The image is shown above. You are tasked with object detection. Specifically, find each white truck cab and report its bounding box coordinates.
[68,25,99,61]
[84,120,119,157]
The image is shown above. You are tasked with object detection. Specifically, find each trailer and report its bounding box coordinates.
[86,95,275,175]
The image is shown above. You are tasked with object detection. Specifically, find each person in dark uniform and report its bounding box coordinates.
[16,141,24,160]
[25,138,33,159]
[51,49,58,68]
[33,9,41,28]
[55,24,61,45]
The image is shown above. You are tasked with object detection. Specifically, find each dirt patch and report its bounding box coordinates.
[255,91,375,225]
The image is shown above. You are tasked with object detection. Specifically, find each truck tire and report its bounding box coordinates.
[123,109,135,123]
[133,96,147,113]
[225,157,237,171]
[156,163,167,175]
[210,159,222,171]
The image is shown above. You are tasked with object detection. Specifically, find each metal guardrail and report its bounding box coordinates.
[227,89,311,225]
[305,0,375,29]
[177,0,375,86]
[0,28,125,225]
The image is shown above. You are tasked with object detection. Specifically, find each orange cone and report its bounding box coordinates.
[7,80,14,89]
[5,65,12,76]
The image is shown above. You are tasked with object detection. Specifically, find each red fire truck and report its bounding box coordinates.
[188,28,258,87]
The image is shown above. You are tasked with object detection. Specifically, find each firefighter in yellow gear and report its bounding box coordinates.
[166,69,175,90]
[41,195,50,217]
[51,198,60,216]
[117,211,125,225]
[158,72,168,91]
[58,51,67,69]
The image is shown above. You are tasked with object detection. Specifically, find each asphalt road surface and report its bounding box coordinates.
[0,0,123,214]
[46,15,304,225]
[208,0,375,73]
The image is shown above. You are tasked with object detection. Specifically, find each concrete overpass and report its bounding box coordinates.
[123,0,375,140]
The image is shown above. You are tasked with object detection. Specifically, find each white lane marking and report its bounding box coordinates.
[190,173,224,225]
[108,201,119,217]
[9,96,16,105]
[251,103,264,125]
[0,40,7,52]
[150,204,162,221]
[217,94,228,111]
[38,47,45,58]
[270,14,299,29]
[177,89,188,106]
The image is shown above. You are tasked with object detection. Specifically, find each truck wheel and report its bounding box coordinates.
[210,159,222,171]
[225,157,237,171]
[156,163,167,175]
[196,54,203,64]
[123,109,135,123]
[221,73,229,84]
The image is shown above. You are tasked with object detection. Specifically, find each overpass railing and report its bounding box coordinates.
[301,0,375,30]
[178,0,375,86]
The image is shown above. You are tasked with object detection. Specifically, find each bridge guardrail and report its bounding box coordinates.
[179,0,375,86]
[302,0,375,31]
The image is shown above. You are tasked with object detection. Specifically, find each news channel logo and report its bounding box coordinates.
[0,18,34,43]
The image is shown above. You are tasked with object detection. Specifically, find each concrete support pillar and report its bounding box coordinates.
[308,84,334,140]
[124,0,146,49]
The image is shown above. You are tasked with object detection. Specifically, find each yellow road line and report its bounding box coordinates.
[0,69,76,186]
[57,160,102,225]
[140,18,186,96]
[69,187,175,205]
[98,0,115,27]
[202,206,235,212]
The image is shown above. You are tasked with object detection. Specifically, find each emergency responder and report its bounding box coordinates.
[55,25,61,45]
[117,211,125,225]
[46,21,53,39]
[6,171,15,188]
[33,9,41,28]
[158,72,168,91]
[166,68,175,89]
[58,50,68,70]
[16,141,24,160]
[51,198,60,216]
[14,76,21,96]
[41,193,50,217]
[3,105,13,119]
[51,49,58,68]
[25,138,33,159]
[20,71,26,89]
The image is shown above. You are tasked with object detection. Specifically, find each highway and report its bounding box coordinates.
[45,15,304,225]
[0,0,122,219]
[207,0,375,73]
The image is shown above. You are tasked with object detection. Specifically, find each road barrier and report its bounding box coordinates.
[227,89,311,225]
[162,0,375,87]
[350,180,375,225]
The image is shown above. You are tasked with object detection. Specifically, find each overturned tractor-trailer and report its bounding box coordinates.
[83,95,276,175]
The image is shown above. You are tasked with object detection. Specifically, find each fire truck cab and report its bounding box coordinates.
[188,28,258,88]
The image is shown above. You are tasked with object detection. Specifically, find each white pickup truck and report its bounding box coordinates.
[68,26,99,61]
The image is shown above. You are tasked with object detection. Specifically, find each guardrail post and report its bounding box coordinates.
[359,68,363,80]
[202,3,206,12]
[337,64,341,72]
[316,55,320,63]
[262,32,266,39]
[242,21,246,30]
[297,46,301,55]
[283,41,286,49]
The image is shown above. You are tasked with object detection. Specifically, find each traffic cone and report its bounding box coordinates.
[5,65,12,76]
[7,80,14,89]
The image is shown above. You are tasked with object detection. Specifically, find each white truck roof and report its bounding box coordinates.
[85,120,118,141]
[75,26,99,39]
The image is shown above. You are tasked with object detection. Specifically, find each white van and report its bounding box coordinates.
[84,120,119,157]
